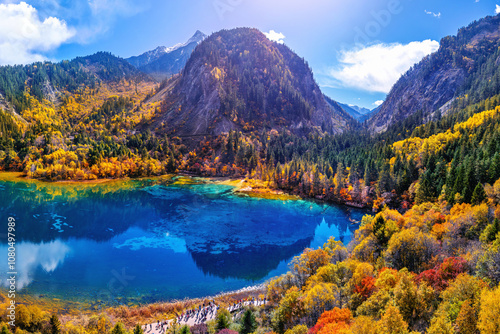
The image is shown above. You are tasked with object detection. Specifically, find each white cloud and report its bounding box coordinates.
[496,4,500,14]
[424,10,441,18]
[264,30,286,44]
[12,0,146,45]
[330,40,440,94]
[373,100,384,107]
[0,240,70,290]
[0,1,75,65]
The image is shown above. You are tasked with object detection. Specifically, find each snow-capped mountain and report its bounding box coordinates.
[126,30,206,80]
[127,46,169,68]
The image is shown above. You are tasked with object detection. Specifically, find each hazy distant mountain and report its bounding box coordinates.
[338,102,371,120]
[359,106,380,123]
[126,31,206,80]
[149,28,355,136]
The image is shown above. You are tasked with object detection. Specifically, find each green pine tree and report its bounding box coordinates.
[133,324,144,334]
[180,325,191,334]
[462,161,477,203]
[471,182,487,205]
[480,218,500,243]
[377,163,393,193]
[216,309,231,332]
[240,309,257,334]
[489,153,500,182]
[416,172,436,204]
[111,322,128,334]
[452,165,466,204]
[373,215,388,246]
[166,151,176,173]
[50,315,61,334]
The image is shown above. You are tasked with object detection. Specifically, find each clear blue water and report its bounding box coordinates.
[0,176,364,306]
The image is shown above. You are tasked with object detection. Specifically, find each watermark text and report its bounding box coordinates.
[7,217,17,327]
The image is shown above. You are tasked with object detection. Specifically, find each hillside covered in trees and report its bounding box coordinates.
[150,28,354,137]
[1,22,500,211]
[1,12,500,334]
[369,14,500,133]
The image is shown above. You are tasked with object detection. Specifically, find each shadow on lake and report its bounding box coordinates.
[0,176,363,303]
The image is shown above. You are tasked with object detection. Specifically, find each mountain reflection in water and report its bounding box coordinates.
[0,175,363,304]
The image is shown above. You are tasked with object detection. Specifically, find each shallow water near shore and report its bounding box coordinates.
[0,174,364,306]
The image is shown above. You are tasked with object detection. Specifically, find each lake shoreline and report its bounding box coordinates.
[0,171,302,202]
[0,282,268,328]
[112,283,268,328]
[0,171,370,207]
[0,171,365,326]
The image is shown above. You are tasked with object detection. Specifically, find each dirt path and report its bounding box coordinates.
[142,300,267,334]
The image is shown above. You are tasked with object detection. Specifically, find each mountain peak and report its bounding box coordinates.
[189,30,207,43]
[149,27,353,136]
[165,31,206,53]
[126,31,206,78]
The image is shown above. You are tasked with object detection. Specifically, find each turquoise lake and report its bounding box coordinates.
[0,175,364,306]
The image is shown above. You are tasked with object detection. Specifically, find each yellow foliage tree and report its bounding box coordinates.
[376,305,409,334]
[477,285,500,334]
[303,282,339,320]
[291,248,332,287]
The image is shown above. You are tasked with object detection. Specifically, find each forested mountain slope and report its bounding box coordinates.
[0,23,500,214]
[369,14,500,133]
[148,28,355,137]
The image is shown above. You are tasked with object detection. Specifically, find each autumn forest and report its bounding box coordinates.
[1,12,500,334]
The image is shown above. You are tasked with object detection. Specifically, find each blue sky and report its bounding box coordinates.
[0,0,499,109]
